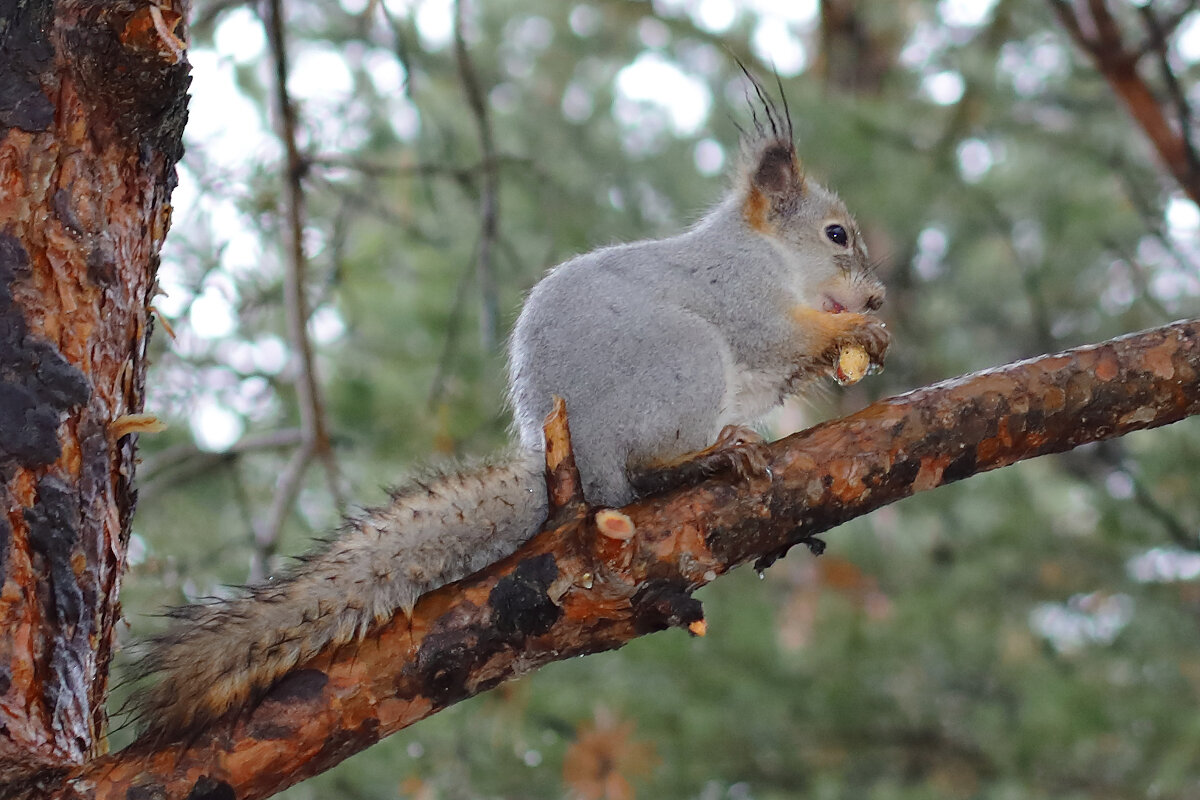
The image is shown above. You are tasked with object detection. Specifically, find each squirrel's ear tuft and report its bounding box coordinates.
[751,141,802,199]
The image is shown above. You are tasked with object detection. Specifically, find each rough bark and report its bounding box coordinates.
[0,0,188,791]
[53,319,1200,800]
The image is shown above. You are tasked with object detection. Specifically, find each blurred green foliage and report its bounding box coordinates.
[116,0,1200,797]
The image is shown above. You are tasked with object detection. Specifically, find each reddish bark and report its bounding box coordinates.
[58,319,1200,800]
[0,0,187,789]
[1050,0,1200,205]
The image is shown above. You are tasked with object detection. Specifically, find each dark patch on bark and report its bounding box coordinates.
[709,482,836,569]
[631,581,703,634]
[414,626,503,707]
[489,553,562,636]
[943,448,978,485]
[53,189,86,236]
[184,776,236,800]
[890,455,921,489]
[956,403,996,442]
[87,237,118,286]
[245,720,292,741]
[471,671,510,696]
[262,668,328,705]
[24,476,86,631]
[24,475,97,729]
[360,715,381,741]
[0,771,72,800]
[2,229,31,279]
[62,5,191,166]
[0,234,91,468]
[0,2,56,133]
[860,463,888,490]
[126,783,166,800]
[77,416,111,607]
[708,512,778,570]
[0,662,10,696]
[0,515,9,585]
[308,718,382,776]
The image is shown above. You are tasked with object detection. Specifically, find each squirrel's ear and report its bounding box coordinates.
[751,141,803,200]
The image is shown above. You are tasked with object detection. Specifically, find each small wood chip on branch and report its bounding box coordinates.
[109,413,167,440]
[595,509,636,540]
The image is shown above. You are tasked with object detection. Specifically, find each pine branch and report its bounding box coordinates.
[1049,0,1200,204]
[60,318,1200,800]
[255,0,345,583]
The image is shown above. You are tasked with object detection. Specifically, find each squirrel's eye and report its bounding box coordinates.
[824,224,849,247]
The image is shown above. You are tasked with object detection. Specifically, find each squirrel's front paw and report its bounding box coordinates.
[840,314,890,365]
[830,314,897,371]
[824,313,889,386]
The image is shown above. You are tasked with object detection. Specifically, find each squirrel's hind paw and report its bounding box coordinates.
[629,424,772,497]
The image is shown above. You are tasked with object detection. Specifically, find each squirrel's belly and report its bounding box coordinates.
[718,360,788,429]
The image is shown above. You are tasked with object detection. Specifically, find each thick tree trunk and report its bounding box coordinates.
[0,0,187,790]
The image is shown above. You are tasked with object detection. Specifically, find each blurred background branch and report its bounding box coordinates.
[251,0,345,580]
[1050,0,1200,203]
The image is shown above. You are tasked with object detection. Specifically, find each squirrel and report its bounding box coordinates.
[130,83,889,740]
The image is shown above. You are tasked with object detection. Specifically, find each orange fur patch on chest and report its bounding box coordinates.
[790,304,862,344]
[790,304,831,329]
[743,186,772,233]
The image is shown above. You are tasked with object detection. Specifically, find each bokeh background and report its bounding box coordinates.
[115,1,1200,797]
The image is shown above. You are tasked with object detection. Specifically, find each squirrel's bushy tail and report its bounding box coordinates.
[131,450,548,739]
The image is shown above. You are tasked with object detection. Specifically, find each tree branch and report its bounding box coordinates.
[310,153,530,181]
[259,0,344,570]
[1137,3,1200,185]
[63,319,1200,799]
[137,429,304,502]
[1050,0,1200,204]
[453,0,501,350]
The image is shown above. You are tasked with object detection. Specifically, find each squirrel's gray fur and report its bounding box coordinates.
[132,84,889,739]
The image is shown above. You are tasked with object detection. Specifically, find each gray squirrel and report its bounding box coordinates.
[132,87,889,738]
